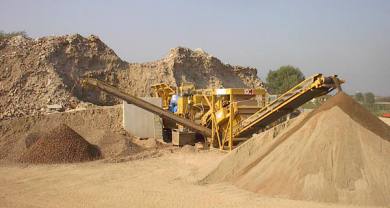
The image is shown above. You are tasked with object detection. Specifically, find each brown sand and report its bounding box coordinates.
[313,92,389,141]
[0,106,132,163]
[0,151,364,208]
[19,124,101,164]
[203,92,390,206]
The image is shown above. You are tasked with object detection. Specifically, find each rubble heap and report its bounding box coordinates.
[19,124,101,164]
[0,34,263,120]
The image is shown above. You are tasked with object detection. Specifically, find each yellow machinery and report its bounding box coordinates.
[199,88,268,150]
[150,83,176,110]
[83,73,343,151]
[152,74,343,150]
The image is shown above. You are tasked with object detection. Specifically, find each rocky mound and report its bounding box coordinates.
[0,34,263,120]
[19,124,101,164]
[203,92,390,206]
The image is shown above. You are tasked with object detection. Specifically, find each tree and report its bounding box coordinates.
[364,92,375,105]
[355,92,364,103]
[266,65,305,94]
[0,30,28,40]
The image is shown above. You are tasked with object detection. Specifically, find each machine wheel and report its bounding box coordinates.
[162,128,172,143]
[211,136,220,148]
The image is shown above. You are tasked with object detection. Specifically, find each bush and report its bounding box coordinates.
[266,65,305,94]
[0,30,28,40]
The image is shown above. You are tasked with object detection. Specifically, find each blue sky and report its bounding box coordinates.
[1,0,389,95]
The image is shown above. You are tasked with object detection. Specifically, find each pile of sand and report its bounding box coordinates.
[203,92,390,206]
[19,124,101,164]
[97,130,141,158]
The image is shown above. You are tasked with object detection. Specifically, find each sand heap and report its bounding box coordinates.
[203,92,390,206]
[19,124,101,164]
[0,34,263,120]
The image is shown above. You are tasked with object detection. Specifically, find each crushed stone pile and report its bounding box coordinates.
[19,124,101,164]
[202,92,390,206]
[0,34,263,120]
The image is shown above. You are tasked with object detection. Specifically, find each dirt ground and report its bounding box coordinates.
[0,151,379,208]
[0,97,388,207]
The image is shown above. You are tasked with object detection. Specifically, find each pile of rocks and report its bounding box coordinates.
[0,34,264,120]
[0,34,121,119]
[19,124,102,164]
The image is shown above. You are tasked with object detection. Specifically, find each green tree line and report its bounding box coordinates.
[0,30,28,40]
[265,65,305,94]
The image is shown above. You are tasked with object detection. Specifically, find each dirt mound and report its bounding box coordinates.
[203,92,390,206]
[0,106,147,164]
[0,34,263,120]
[97,130,141,158]
[312,91,390,141]
[19,124,101,164]
[0,34,121,119]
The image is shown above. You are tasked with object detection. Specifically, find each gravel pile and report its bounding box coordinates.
[19,124,101,164]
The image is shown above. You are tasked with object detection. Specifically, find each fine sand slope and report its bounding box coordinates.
[203,92,390,206]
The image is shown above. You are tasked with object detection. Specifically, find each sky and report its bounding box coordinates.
[1,0,389,96]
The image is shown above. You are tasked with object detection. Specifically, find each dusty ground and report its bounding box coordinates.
[0,151,379,208]
[1,96,388,207]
